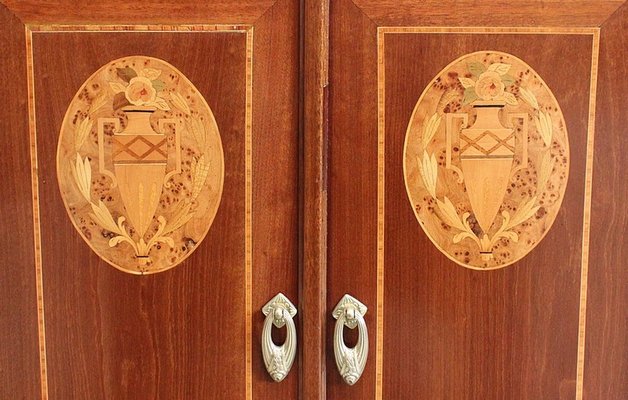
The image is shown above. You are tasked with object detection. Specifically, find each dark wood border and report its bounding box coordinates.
[0,0,275,24]
[0,4,41,400]
[584,3,628,399]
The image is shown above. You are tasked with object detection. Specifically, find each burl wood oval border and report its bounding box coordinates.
[57,56,224,274]
[403,51,569,270]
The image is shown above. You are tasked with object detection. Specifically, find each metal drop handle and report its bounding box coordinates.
[261,293,297,382]
[333,294,368,385]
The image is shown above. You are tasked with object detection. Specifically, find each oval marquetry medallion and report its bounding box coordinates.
[57,56,224,274]
[404,51,569,270]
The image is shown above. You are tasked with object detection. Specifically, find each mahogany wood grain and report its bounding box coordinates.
[33,32,249,399]
[251,0,300,398]
[327,1,379,398]
[381,32,593,400]
[353,0,625,27]
[0,5,41,400]
[1,0,274,25]
[328,1,603,398]
[585,4,627,399]
[301,0,330,399]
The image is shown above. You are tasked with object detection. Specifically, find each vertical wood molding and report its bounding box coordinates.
[301,0,329,398]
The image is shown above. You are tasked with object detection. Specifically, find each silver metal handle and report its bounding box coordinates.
[333,294,368,385]
[262,293,297,382]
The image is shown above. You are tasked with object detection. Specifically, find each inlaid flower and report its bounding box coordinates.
[108,67,170,111]
[125,76,157,106]
[458,62,517,106]
[474,71,505,100]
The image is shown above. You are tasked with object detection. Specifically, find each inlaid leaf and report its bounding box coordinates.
[501,74,515,86]
[519,87,539,110]
[534,111,553,147]
[422,113,441,149]
[418,151,437,198]
[488,63,511,75]
[71,153,91,202]
[189,116,207,150]
[113,92,130,110]
[116,67,137,82]
[89,200,120,234]
[164,202,195,234]
[108,81,126,94]
[458,77,475,89]
[502,91,518,106]
[151,97,171,111]
[170,92,191,115]
[89,94,107,114]
[191,155,211,200]
[508,196,540,228]
[467,62,486,77]
[151,79,166,92]
[462,87,479,105]
[139,68,161,80]
[436,197,466,231]
[74,117,93,152]
[537,150,553,192]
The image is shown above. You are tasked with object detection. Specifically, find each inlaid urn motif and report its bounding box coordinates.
[57,56,224,274]
[404,51,569,269]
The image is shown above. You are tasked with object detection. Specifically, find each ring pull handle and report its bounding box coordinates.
[262,293,297,382]
[333,294,368,385]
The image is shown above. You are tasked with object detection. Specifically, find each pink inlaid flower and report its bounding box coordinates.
[474,71,505,100]
[124,77,156,106]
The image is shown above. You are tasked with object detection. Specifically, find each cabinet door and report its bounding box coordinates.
[0,1,299,399]
[327,1,626,399]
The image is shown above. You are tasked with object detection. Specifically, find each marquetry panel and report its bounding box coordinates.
[56,55,225,274]
[378,28,596,400]
[30,27,250,399]
[328,1,605,397]
[403,50,570,270]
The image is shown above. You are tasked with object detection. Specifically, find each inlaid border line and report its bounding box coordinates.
[378,26,599,35]
[377,26,598,400]
[25,25,49,400]
[244,26,254,400]
[376,27,386,400]
[26,24,250,33]
[575,28,600,400]
[25,24,254,400]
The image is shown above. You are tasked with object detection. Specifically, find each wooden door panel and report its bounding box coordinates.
[33,29,248,399]
[328,0,626,399]
[380,31,592,400]
[2,0,299,398]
